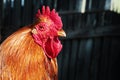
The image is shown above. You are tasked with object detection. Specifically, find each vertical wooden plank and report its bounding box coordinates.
[22,0,33,25]
[99,0,105,10]
[62,15,69,30]
[12,0,21,27]
[69,14,77,30]
[74,14,81,29]
[0,0,2,42]
[60,40,72,80]
[83,39,93,80]
[108,37,120,80]
[86,13,96,27]
[75,39,84,80]
[57,40,65,80]
[1,0,13,41]
[90,37,103,80]
[56,0,69,11]
[0,0,2,24]
[98,37,111,80]
[91,0,99,9]
[75,38,93,80]
[5,0,12,25]
[69,0,74,10]
[75,39,86,80]
[53,0,57,9]
[67,39,79,80]
[32,0,44,23]
[67,14,73,30]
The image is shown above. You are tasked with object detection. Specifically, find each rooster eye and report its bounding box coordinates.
[39,26,44,30]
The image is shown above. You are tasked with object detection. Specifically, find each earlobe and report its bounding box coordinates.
[31,28,38,34]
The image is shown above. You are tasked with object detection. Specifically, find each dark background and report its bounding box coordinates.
[0,0,120,80]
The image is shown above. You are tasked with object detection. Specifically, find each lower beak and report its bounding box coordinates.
[57,29,66,37]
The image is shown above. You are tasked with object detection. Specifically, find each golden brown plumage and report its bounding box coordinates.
[0,26,58,80]
[0,6,66,80]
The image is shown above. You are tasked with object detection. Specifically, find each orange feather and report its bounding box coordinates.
[0,25,58,80]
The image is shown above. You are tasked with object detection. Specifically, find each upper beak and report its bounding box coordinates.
[57,29,66,37]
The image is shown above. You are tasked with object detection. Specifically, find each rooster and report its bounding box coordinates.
[0,6,66,80]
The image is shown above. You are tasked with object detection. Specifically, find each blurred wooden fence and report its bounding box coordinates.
[58,11,120,80]
[1,0,120,80]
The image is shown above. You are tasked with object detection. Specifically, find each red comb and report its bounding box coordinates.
[35,6,63,30]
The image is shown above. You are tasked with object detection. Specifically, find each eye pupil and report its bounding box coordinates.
[39,26,44,30]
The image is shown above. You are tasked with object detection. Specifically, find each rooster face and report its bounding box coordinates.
[34,16,58,39]
[32,6,66,58]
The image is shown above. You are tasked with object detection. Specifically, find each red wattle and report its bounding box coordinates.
[45,37,62,58]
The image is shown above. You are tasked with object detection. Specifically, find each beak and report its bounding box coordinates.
[57,29,66,37]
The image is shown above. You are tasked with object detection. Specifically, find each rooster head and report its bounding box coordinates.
[32,6,66,58]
